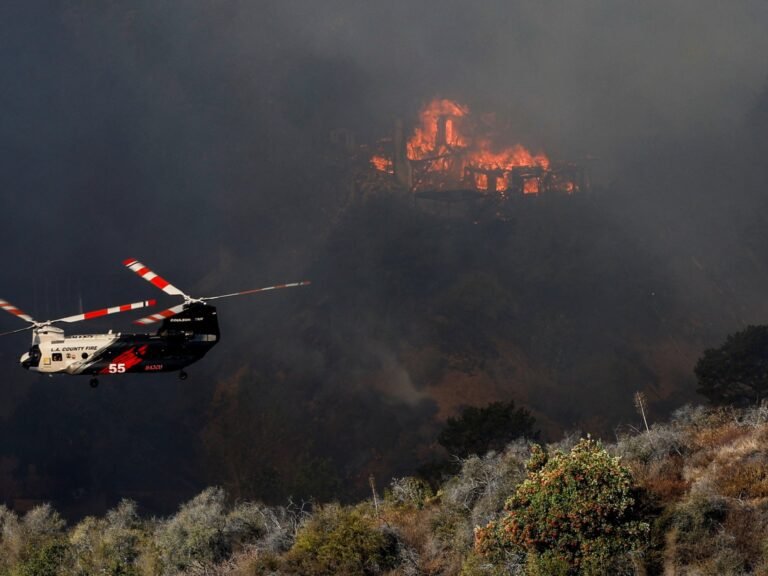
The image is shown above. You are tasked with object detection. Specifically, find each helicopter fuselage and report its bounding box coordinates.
[21,303,220,377]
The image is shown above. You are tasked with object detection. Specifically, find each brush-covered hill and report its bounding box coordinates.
[3,404,768,575]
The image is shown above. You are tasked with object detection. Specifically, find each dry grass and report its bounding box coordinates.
[636,456,691,502]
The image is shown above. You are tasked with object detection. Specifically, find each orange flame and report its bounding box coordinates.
[407,99,469,160]
[524,179,540,194]
[371,155,393,173]
[371,98,570,196]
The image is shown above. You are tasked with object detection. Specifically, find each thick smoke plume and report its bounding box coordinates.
[1,1,768,515]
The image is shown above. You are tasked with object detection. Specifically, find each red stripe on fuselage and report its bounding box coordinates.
[99,345,149,374]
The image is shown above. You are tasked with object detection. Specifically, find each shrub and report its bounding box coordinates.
[1,504,69,575]
[285,504,398,575]
[442,442,529,528]
[386,477,433,509]
[475,438,648,575]
[154,487,230,574]
[656,496,766,574]
[223,501,269,551]
[13,540,70,576]
[615,423,686,465]
[69,500,145,576]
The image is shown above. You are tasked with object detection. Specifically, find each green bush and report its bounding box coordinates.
[154,487,230,573]
[69,500,145,576]
[286,504,398,575]
[13,541,70,576]
[475,438,648,575]
[0,504,69,576]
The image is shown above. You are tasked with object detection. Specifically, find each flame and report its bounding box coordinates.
[467,141,549,172]
[371,155,393,174]
[407,99,469,160]
[524,179,540,194]
[370,98,576,196]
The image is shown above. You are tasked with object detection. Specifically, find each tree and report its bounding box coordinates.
[438,401,537,458]
[475,438,648,575]
[695,325,768,405]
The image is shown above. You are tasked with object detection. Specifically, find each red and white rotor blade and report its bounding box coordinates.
[0,299,36,324]
[54,299,157,324]
[123,259,187,297]
[133,304,187,325]
[201,281,311,302]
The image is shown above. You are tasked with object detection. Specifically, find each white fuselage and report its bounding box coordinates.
[23,329,119,374]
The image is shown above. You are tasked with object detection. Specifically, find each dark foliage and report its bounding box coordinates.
[695,325,768,405]
[438,401,537,458]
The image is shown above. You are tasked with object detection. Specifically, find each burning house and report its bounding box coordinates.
[368,99,589,216]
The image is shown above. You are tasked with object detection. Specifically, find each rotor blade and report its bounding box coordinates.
[201,281,312,302]
[133,304,187,325]
[123,258,187,297]
[54,299,157,324]
[0,326,34,337]
[0,299,36,324]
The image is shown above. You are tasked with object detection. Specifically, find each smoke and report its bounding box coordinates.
[2,0,768,515]
[266,1,768,159]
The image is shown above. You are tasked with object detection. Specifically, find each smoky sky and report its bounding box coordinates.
[2,1,768,516]
[0,0,763,326]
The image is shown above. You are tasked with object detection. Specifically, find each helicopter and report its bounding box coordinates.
[0,259,310,387]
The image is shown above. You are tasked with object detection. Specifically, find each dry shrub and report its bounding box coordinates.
[380,491,471,574]
[691,421,751,455]
[686,422,768,503]
[659,495,768,575]
[716,460,768,500]
[721,505,768,570]
[381,507,430,550]
[638,456,691,502]
[615,423,686,466]
[442,442,529,528]
[660,496,728,571]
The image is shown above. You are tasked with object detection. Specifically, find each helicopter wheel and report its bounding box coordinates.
[178,370,188,381]
[89,378,99,388]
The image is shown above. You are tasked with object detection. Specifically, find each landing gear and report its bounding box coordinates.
[179,370,188,381]
[89,378,99,388]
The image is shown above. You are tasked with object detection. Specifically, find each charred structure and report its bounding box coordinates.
[367,99,590,216]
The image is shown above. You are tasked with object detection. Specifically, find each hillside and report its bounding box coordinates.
[2,404,768,575]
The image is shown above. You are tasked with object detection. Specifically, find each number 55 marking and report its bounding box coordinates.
[108,363,126,374]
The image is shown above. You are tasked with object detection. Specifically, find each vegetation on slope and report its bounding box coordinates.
[3,403,768,575]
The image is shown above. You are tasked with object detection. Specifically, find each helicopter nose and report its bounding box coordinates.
[20,352,31,369]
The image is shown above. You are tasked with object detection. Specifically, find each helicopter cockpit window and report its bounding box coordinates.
[51,353,63,362]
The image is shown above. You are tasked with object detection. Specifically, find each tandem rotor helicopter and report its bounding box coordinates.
[0,259,310,387]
